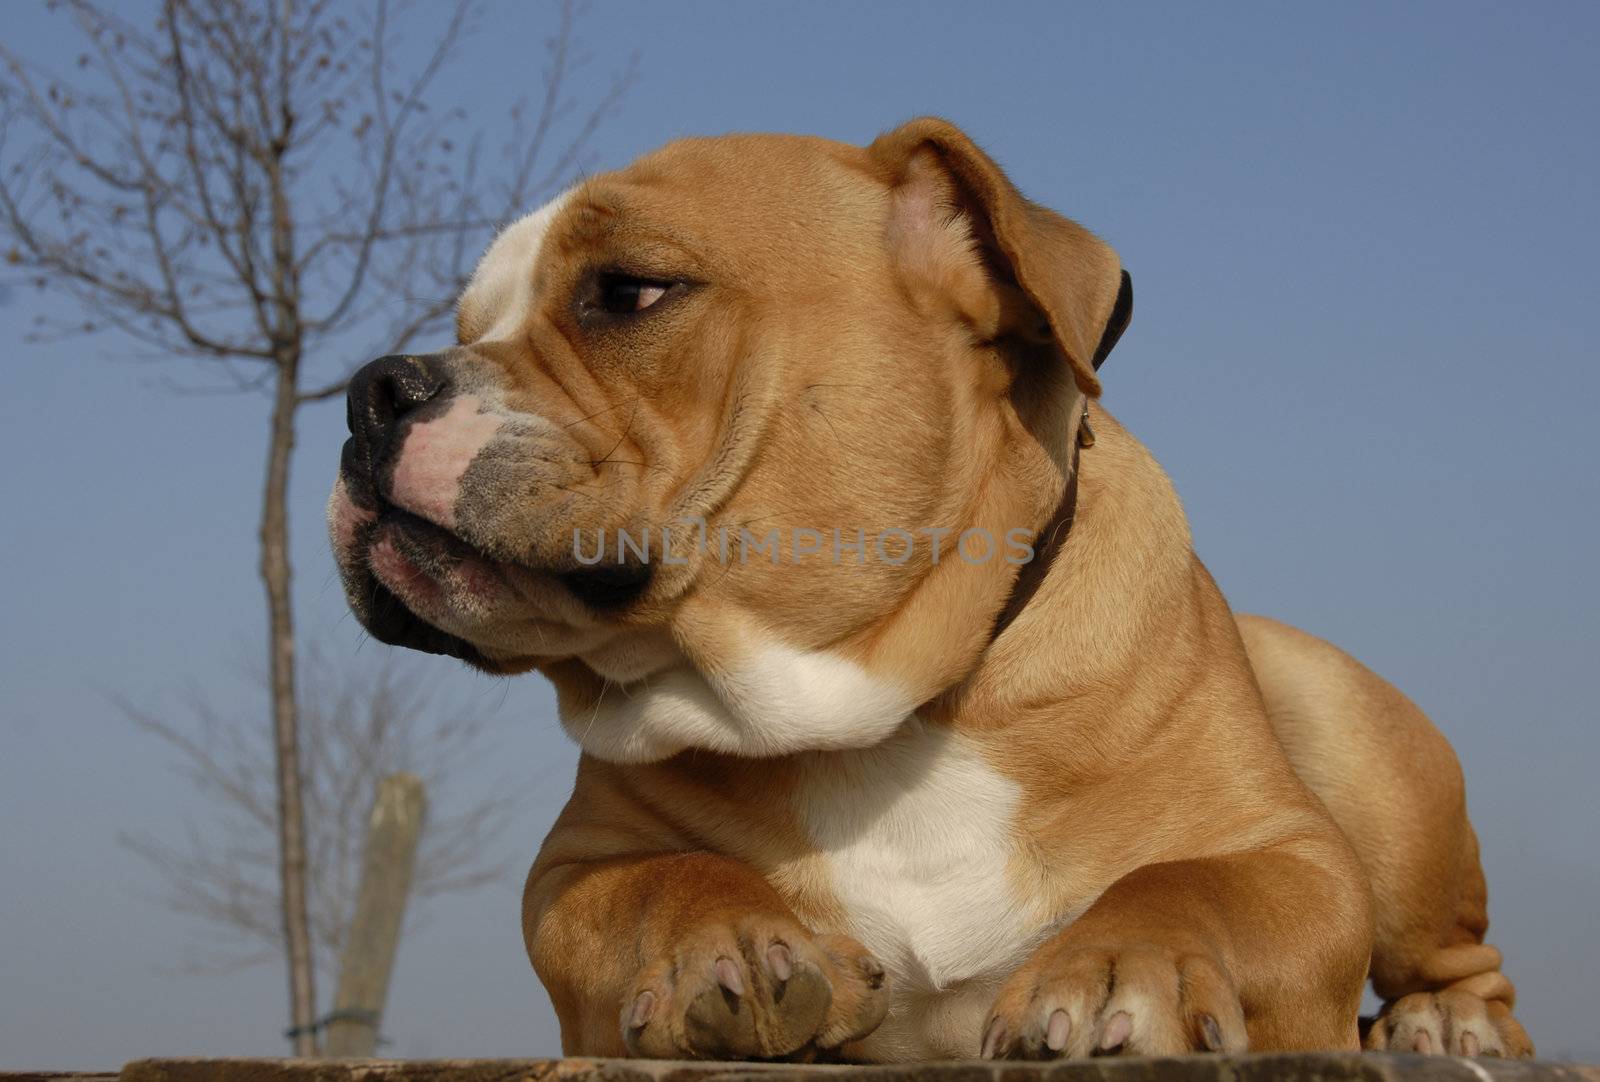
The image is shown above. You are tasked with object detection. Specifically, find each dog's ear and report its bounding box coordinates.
[870,116,1131,397]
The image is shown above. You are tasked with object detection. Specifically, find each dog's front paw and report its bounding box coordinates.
[1364,990,1533,1058]
[981,943,1248,1059]
[621,914,888,1059]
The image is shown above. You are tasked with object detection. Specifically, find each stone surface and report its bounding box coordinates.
[1,1056,1591,1082]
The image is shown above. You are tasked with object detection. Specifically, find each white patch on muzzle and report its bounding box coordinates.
[388,395,504,531]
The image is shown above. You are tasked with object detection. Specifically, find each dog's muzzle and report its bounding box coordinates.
[333,351,499,665]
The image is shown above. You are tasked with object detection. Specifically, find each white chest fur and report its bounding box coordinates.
[562,639,915,764]
[794,722,1053,1059]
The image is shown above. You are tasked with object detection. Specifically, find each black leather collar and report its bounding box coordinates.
[987,270,1131,645]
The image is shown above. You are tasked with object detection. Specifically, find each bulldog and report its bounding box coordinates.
[329,118,1532,1061]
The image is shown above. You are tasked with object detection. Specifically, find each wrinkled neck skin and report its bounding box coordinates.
[538,404,1194,767]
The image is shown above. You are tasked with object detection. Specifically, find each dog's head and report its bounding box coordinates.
[329,117,1130,760]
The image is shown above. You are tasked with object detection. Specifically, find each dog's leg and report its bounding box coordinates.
[981,843,1372,1057]
[1358,829,1534,1058]
[1237,615,1533,1058]
[524,850,889,1059]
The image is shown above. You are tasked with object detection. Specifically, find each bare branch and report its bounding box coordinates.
[121,637,519,976]
[301,0,471,337]
[295,374,350,403]
[3,0,627,381]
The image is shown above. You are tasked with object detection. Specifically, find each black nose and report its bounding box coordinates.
[344,354,448,479]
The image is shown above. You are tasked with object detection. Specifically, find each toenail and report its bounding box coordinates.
[860,955,885,989]
[628,990,655,1029]
[766,943,793,984]
[980,1016,1007,1059]
[1046,1008,1072,1052]
[1413,1030,1433,1053]
[1099,1010,1133,1052]
[715,956,745,997]
[1461,1031,1482,1056]
[1200,1013,1224,1051]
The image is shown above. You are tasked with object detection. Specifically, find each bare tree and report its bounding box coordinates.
[0,0,631,1053]
[119,641,518,978]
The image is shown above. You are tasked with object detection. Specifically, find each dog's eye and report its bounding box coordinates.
[594,273,671,315]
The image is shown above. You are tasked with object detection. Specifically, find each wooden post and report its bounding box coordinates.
[324,773,427,1057]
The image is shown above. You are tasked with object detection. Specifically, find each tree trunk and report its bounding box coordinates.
[261,355,318,1056]
[325,774,427,1057]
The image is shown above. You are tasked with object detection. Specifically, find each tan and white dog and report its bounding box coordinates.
[328,118,1532,1061]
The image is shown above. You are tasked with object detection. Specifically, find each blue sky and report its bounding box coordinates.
[2,0,1598,1068]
